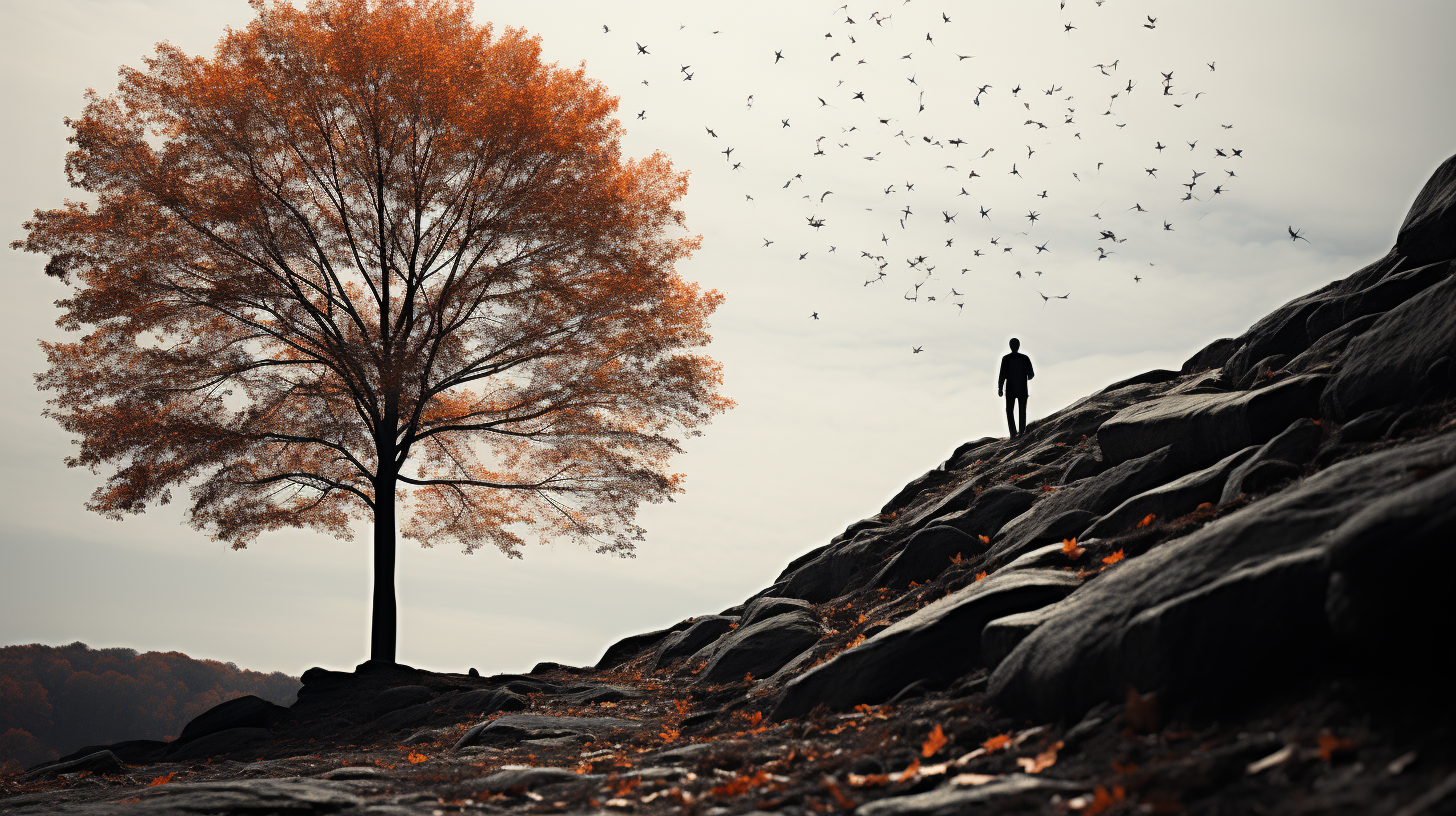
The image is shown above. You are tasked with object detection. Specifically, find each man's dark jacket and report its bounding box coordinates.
[999,352,1035,398]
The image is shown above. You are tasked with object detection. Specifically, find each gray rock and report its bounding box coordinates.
[739,596,813,629]
[558,684,649,705]
[693,611,822,685]
[651,616,739,670]
[171,694,287,749]
[367,701,438,734]
[1323,460,1456,661]
[1181,337,1238,374]
[366,685,435,720]
[164,727,273,761]
[1058,452,1106,485]
[1337,408,1400,443]
[946,436,1000,470]
[595,619,696,670]
[454,714,647,750]
[1305,260,1452,342]
[882,468,954,516]
[1393,151,1456,266]
[989,431,1456,723]
[1096,374,1327,468]
[1081,446,1257,539]
[446,687,528,715]
[980,603,1066,669]
[130,778,369,812]
[1236,354,1290,390]
[402,727,448,746]
[1095,369,1183,397]
[869,525,984,590]
[478,766,604,793]
[318,765,394,780]
[986,446,1192,568]
[854,774,1087,816]
[1216,418,1325,505]
[1322,268,1456,421]
[22,750,124,782]
[934,483,1039,539]
[771,569,1080,720]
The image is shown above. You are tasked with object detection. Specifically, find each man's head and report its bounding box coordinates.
[1009,338,1021,352]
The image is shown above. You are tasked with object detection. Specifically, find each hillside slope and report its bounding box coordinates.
[4,154,1455,815]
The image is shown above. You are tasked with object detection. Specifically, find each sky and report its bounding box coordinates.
[2,0,1454,678]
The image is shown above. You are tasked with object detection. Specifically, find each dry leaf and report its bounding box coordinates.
[982,733,1011,753]
[895,759,921,782]
[147,772,175,787]
[1014,740,1062,773]
[974,571,988,581]
[1102,549,1125,565]
[950,552,963,564]
[978,535,991,544]
[921,724,948,757]
[406,751,428,764]
[748,711,763,727]
[1061,537,1084,559]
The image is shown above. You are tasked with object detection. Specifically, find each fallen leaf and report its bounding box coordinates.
[659,728,680,741]
[950,552,963,564]
[1137,513,1156,528]
[1014,741,1062,773]
[406,751,428,764]
[974,571,988,581]
[895,759,921,782]
[921,724,948,757]
[147,772,175,787]
[978,535,991,543]
[1062,537,1084,559]
[1102,549,1125,565]
[982,733,1011,753]
[748,711,763,727]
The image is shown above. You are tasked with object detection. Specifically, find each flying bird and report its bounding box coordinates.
[1288,226,1310,242]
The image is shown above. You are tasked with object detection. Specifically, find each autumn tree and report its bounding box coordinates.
[15,0,730,664]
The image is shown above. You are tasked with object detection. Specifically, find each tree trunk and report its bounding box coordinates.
[370,471,398,664]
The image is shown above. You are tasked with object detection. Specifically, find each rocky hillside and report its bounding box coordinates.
[4,154,1455,815]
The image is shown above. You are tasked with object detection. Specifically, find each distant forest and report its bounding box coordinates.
[0,642,299,773]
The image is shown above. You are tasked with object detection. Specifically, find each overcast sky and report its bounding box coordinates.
[3,0,1454,678]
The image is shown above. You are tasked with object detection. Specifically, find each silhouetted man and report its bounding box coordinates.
[998,338,1035,438]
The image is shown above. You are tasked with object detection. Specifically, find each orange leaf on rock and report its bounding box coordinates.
[147,772,175,787]
[1061,537,1084,559]
[982,734,1011,753]
[978,535,991,544]
[1014,740,1063,774]
[1102,549,1125,565]
[1137,513,1157,528]
[406,751,427,764]
[895,759,921,782]
[921,724,948,757]
[748,711,763,727]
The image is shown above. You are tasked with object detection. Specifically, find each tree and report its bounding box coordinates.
[15,0,731,664]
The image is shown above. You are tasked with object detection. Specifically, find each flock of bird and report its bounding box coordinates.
[594,2,1309,351]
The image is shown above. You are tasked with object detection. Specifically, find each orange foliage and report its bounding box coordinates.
[1083,785,1127,815]
[147,772,175,787]
[709,769,772,798]
[1061,537,1084,559]
[659,728,680,742]
[977,535,991,544]
[13,0,730,662]
[895,759,921,782]
[949,552,963,564]
[982,734,1011,753]
[1102,549,1126,565]
[921,724,948,757]
[406,751,427,764]
[974,571,988,582]
[1015,740,1062,773]
[1137,513,1157,528]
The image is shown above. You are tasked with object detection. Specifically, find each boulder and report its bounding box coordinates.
[172,694,287,749]
[366,701,438,734]
[869,525,985,590]
[1216,418,1324,505]
[946,436,1000,470]
[446,687,528,715]
[1323,460,1456,665]
[854,774,1087,816]
[1337,408,1400,443]
[778,529,902,603]
[478,766,604,793]
[980,603,1065,670]
[595,619,696,670]
[988,431,1456,723]
[1081,446,1257,539]
[693,610,822,685]
[1321,271,1456,421]
[1287,313,1383,375]
[739,596,813,629]
[1306,261,1452,342]
[365,684,434,720]
[129,778,368,812]
[934,483,1039,539]
[1096,374,1328,468]
[986,446,1192,567]
[1222,284,1340,384]
[557,684,649,705]
[44,739,168,768]
[881,468,953,516]
[771,569,1080,720]
[1393,152,1456,266]
[1181,338,1238,374]
[1058,452,1106,485]
[454,714,647,749]
[1096,369,1182,397]
[650,616,739,670]
[165,727,273,761]
[21,750,124,782]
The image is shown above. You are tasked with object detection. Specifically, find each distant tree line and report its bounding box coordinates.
[0,642,298,772]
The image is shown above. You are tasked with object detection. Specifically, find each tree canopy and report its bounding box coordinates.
[15,0,730,661]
